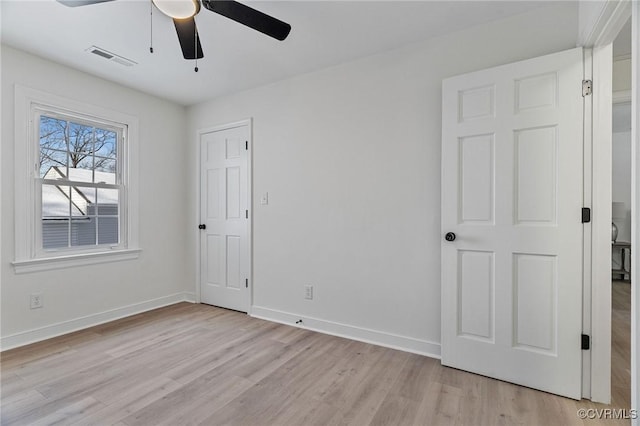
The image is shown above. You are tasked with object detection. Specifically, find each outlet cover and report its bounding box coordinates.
[304,285,313,300]
[30,293,43,309]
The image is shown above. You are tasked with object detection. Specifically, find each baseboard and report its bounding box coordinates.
[250,306,441,359]
[182,291,197,303]
[2,296,440,358]
[1,292,196,351]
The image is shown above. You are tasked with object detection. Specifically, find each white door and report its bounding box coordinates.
[441,47,585,399]
[200,122,251,312]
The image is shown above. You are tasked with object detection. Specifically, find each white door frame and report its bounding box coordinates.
[590,42,613,404]
[582,0,636,409]
[194,118,253,313]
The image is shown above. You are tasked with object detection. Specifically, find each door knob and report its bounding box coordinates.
[445,232,456,242]
[198,224,206,230]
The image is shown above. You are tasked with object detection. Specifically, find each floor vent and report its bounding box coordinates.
[86,46,137,67]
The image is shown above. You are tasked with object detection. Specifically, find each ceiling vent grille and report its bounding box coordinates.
[85,46,137,67]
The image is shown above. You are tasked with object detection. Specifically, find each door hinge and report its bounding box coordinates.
[245,278,248,288]
[582,207,591,223]
[245,210,248,219]
[581,334,590,350]
[582,80,592,97]
[245,141,248,150]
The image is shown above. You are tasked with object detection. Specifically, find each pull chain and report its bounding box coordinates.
[149,0,154,53]
[194,24,199,72]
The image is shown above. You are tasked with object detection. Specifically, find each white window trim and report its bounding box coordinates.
[12,85,140,273]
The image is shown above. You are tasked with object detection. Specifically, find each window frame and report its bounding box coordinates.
[13,85,140,273]
[36,109,125,254]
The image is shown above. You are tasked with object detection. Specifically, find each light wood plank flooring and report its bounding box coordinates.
[1,290,632,426]
[611,280,632,409]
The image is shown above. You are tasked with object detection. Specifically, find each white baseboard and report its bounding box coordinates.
[1,292,196,351]
[250,306,441,359]
[182,291,197,303]
[2,296,440,359]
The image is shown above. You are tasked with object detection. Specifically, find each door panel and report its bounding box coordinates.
[459,134,494,224]
[200,124,250,312]
[513,253,557,353]
[458,250,494,342]
[441,47,584,399]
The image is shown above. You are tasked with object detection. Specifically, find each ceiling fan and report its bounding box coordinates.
[56,0,291,63]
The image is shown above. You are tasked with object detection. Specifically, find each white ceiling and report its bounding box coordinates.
[2,0,559,106]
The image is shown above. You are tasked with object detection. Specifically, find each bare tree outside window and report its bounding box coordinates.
[39,115,120,249]
[39,116,117,179]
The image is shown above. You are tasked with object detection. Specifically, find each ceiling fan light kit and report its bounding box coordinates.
[152,0,200,19]
[56,0,291,65]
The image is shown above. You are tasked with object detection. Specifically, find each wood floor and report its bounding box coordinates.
[1,287,632,426]
[611,280,632,409]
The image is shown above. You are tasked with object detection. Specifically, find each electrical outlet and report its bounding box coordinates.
[304,285,313,300]
[30,293,43,309]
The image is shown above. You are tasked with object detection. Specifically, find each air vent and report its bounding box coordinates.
[85,46,137,67]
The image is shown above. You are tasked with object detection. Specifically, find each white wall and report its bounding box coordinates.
[614,57,632,92]
[187,4,579,355]
[612,57,632,246]
[613,104,632,243]
[1,46,193,348]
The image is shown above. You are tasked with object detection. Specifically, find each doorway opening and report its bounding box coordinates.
[611,18,632,409]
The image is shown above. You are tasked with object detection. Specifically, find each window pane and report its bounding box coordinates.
[42,183,70,249]
[95,129,117,159]
[40,116,67,151]
[40,116,68,177]
[43,220,69,249]
[67,122,95,183]
[40,150,67,178]
[42,184,70,218]
[67,162,95,184]
[71,186,94,216]
[94,158,117,181]
[71,217,96,246]
[97,217,119,245]
[96,188,119,244]
[74,157,94,176]
[68,122,94,156]
[97,188,119,214]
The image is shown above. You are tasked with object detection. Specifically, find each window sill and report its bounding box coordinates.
[12,248,141,274]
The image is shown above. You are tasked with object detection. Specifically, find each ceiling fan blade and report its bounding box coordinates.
[56,0,115,6]
[202,0,291,41]
[173,18,204,60]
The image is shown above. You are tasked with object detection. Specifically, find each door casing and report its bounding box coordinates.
[581,0,632,404]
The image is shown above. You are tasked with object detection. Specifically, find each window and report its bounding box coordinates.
[13,86,139,273]
[39,112,122,250]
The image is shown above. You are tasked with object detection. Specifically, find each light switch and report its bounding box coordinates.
[260,192,269,205]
